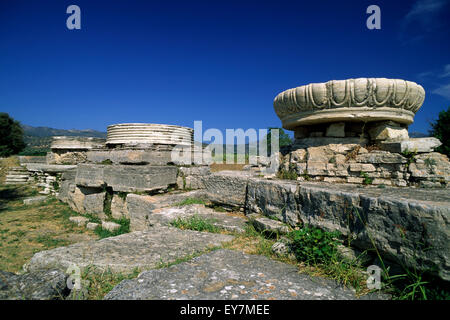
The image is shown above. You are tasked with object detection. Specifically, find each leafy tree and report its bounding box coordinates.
[263,127,293,154]
[429,106,450,157]
[0,113,26,157]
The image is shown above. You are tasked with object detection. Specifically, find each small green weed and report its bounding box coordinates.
[170,214,221,233]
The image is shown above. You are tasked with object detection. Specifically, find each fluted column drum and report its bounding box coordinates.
[106,123,194,146]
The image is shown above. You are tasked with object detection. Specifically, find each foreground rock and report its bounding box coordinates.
[25,226,234,273]
[148,204,248,233]
[0,269,68,300]
[105,249,386,300]
[247,179,450,281]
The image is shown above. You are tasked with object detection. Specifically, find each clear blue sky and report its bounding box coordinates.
[1,0,449,134]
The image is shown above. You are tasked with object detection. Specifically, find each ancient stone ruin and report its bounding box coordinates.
[47,136,106,165]
[274,78,448,188]
[4,79,449,299]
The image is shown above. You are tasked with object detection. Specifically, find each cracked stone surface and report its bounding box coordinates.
[25,226,234,274]
[149,204,248,233]
[105,249,387,300]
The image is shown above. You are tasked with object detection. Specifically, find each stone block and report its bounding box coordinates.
[75,164,178,192]
[86,222,99,230]
[69,216,89,227]
[23,196,48,205]
[306,161,327,175]
[111,193,129,219]
[126,194,156,231]
[86,149,175,166]
[325,122,345,137]
[202,171,254,208]
[380,138,442,153]
[356,151,407,164]
[248,214,290,235]
[102,221,121,232]
[368,122,409,141]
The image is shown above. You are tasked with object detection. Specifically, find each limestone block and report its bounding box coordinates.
[246,179,299,226]
[75,164,178,192]
[248,214,290,235]
[23,196,48,205]
[323,177,346,183]
[356,151,407,164]
[380,137,442,153]
[51,136,105,150]
[371,178,392,185]
[306,161,327,175]
[86,149,174,166]
[349,163,376,172]
[84,191,107,218]
[86,222,99,230]
[347,177,363,184]
[69,216,89,227]
[102,221,121,232]
[307,146,333,162]
[325,122,345,137]
[111,193,129,219]
[202,171,254,208]
[368,122,409,141]
[126,194,156,231]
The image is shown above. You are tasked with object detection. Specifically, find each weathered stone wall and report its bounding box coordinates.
[200,172,450,281]
[280,138,449,188]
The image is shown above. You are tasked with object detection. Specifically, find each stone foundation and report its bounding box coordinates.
[279,137,449,188]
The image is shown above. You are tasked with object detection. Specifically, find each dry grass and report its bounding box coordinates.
[0,184,98,272]
[0,156,20,184]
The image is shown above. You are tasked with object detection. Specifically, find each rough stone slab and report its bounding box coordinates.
[51,136,106,150]
[69,216,89,227]
[105,249,386,300]
[18,156,48,164]
[86,149,174,166]
[355,151,407,164]
[0,269,68,300]
[247,214,290,234]
[368,122,409,141]
[149,204,248,233]
[24,164,77,173]
[111,193,128,219]
[126,190,209,231]
[380,138,442,153]
[203,171,255,208]
[246,178,299,226]
[25,226,234,274]
[75,164,178,192]
[102,221,121,232]
[86,222,99,230]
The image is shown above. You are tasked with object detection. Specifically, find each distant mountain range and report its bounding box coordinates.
[21,125,107,138]
[19,125,106,156]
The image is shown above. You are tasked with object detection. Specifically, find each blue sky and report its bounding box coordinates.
[0,0,449,134]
